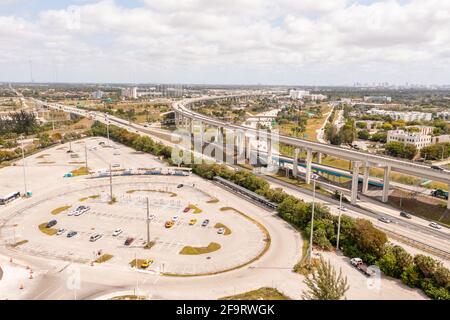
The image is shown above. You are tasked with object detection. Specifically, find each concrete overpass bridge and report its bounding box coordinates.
[172,95,450,209]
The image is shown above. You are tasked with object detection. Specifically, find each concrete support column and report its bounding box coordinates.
[305,148,313,184]
[198,121,204,147]
[382,165,391,203]
[351,161,361,205]
[188,118,193,135]
[293,148,299,178]
[317,152,322,164]
[245,135,251,161]
[447,185,450,209]
[362,165,370,195]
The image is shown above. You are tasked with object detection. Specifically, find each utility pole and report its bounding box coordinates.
[106,118,110,146]
[84,144,88,170]
[308,178,316,265]
[109,164,113,202]
[21,138,28,197]
[336,191,343,251]
[146,197,150,247]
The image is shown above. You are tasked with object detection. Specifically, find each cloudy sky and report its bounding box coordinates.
[1,0,449,85]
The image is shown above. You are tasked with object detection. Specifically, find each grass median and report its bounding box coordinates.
[179,242,221,255]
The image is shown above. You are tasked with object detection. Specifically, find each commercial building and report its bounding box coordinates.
[289,90,327,101]
[387,130,431,149]
[363,96,392,103]
[91,90,104,99]
[367,109,433,122]
[121,87,138,99]
[432,135,450,144]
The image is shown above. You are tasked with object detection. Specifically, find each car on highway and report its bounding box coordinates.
[202,219,210,227]
[341,206,348,212]
[112,228,123,237]
[46,220,57,228]
[141,259,154,269]
[124,237,135,246]
[165,220,175,228]
[400,211,412,219]
[189,219,197,225]
[90,234,102,242]
[429,222,442,229]
[431,165,444,171]
[171,215,179,222]
[67,231,77,238]
[56,228,65,235]
[217,227,225,234]
[378,217,392,224]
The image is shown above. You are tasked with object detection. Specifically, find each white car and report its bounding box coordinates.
[56,228,66,235]
[341,207,348,212]
[149,214,156,220]
[112,163,120,168]
[112,228,123,237]
[429,222,442,229]
[217,228,225,235]
[90,234,102,242]
[171,215,179,222]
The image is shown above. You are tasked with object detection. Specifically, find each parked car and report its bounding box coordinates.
[378,217,392,224]
[90,234,102,242]
[429,222,442,229]
[202,219,210,227]
[350,257,375,277]
[56,228,65,235]
[67,231,77,238]
[183,207,190,213]
[141,259,154,269]
[189,219,197,225]
[46,220,57,228]
[112,228,123,237]
[148,214,156,220]
[217,228,225,234]
[124,237,135,246]
[400,211,412,219]
[171,215,179,222]
[165,221,174,228]
[177,184,184,188]
[112,163,120,168]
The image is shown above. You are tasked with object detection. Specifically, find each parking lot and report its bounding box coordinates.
[0,138,269,276]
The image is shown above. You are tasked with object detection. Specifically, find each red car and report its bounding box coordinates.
[183,207,190,213]
[124,237,135,246]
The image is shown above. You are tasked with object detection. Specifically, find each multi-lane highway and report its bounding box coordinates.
[33,96,450,259]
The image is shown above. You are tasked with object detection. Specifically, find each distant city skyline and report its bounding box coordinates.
[1,0,450,85]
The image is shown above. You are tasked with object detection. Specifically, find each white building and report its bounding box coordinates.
[387,130,431,149]
[289,89,310,99]
[406,125,434,135]
[363,96,392,103]
[121,87,138,99]
[432,135,450,144]
[368,109,432,122]
[289,90,327,101]
[91,90,104,99]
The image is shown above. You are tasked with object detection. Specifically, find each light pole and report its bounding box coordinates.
[106,118,110,146]
[336,191,343,251]
[308,178,316,265]
[20,137,28,197]
[109,164,113,202]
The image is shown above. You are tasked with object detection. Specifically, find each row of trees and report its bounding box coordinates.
[0,111,38,135]
[420,142,450,160]
[91,124,449,300]
[384,141,417,160]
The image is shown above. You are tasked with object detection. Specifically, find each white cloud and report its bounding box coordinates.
[0,0,449,84]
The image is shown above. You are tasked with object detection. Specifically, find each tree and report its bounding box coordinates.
[302,257,349,300]
[357,130,370,140]
[348,219,387,263]
[385,142,417,160]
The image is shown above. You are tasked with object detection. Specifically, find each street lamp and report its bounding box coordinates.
[308,177,316,266]
[20,136,28,197]
[336,191,343,251]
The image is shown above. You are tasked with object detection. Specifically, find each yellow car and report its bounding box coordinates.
[141,259,154,269]
[165,220,174,228]
[189,219,197,225]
